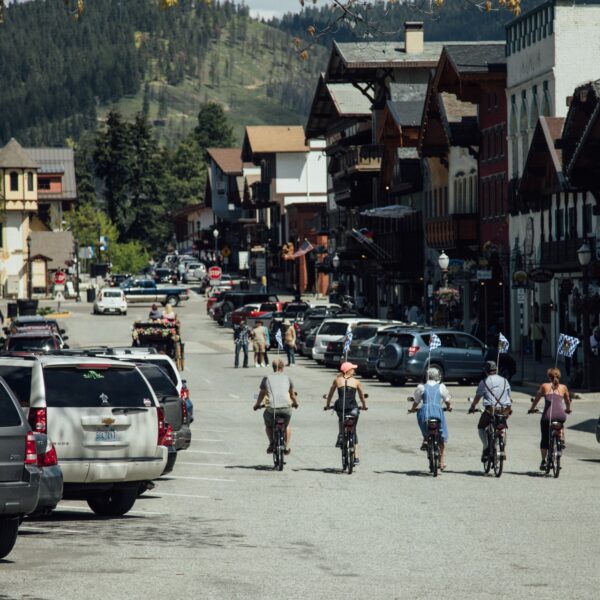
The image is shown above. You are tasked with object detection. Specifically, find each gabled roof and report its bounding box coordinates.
[206,148,243,175]
[443,43,506,74]
[25,148,77,199]
[30,231,73,269]
[387,99,426,128]
[0,138,37,169]
[243,126,308,155]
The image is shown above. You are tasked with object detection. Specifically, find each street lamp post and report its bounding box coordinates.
[578,241,592,390]
[213,228,219,263]
[26,233,32,300]
[438,250,450,327]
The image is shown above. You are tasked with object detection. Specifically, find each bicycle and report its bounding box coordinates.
[408,402,451,477]
[324,394,368,475]
[528,400,563,478]
[469,403,507,478]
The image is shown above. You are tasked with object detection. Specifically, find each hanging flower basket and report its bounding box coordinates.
[435,287,461,305]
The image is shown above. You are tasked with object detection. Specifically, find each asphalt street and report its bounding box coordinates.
[1,293,599,599]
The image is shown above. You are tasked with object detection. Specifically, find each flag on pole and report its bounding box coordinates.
[275,328,284,350]
[429,333,442,350]
[292,239,314,259]
[498,332,510,353]
[343,327,353,354]
[557,333,579,357]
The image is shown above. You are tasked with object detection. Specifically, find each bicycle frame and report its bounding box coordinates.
[426,418,441,477]
[545,420,563,478]
[341,415,357,474]
[273,417,286,471]
[484,412,507,477]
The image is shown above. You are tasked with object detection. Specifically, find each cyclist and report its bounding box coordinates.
[529,367,572,470]
[324,362,368,465]
[253,359,298,454]
[408,368,452,471]
[469,361,512,462]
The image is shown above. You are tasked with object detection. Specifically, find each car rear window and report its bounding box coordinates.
[352,326,379,341]
[138,365,178,398]
[42,366,153,408]
[319,322,351,336]
[389,334,415,347]
[103,291,122,298]
[144,358,178,386]
[0,366,33,407]
[8,337,56,351]
[0,383,21,427]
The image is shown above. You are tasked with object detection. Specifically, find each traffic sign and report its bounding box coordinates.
[208,266,222,280]
[53,270,67,285]
[221,245,232,258]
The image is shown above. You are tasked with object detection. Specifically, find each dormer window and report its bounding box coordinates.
[9,171,18,192]
[27,172,34,192]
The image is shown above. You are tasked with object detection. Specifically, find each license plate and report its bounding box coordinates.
[333,355,340,363]
[96,428,116,442]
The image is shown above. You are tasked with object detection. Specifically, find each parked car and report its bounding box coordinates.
[182,261,207,283]
[153,268,177,284]
[323,322,395,368]
[376,328,516,385]
[120,278,190,307]
[5,329,65,353]
[356,325,407,379]
[245,302,285,328]
[0,375,41,559]
[8,316,66,336]
[312,318,383,363]
[108,273,131,287]
[0,355,167,517]
[93,287,128,315]
[211,292,279,326]
[230,304,261,327]
[32,432,63,516]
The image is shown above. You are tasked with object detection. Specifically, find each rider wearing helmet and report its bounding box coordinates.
[469,361,512,462]
[324,362,368,464]
[409,368,452,470]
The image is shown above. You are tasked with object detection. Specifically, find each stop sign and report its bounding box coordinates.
[53,270,67,285]
[208,266,222,281]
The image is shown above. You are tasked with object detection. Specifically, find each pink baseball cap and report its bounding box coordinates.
[340,362,358,373]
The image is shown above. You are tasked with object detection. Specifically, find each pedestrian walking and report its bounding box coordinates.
[252,320,267,367]
[283,319,296,366]
[529,317,546,362]
[233,320,251,368]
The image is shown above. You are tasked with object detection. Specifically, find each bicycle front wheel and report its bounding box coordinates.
[552,435,561,478]
[493,435,504,478]
[341,434,348,472]
[484,430,493,474]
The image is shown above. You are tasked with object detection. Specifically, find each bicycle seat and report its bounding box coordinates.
[550,420,563,428]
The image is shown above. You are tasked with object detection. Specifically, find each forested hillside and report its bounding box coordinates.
[0,0,324,146]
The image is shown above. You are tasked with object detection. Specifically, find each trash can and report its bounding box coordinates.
[7,302,17,319]
[17,299,38,316]
[86,288,96,303]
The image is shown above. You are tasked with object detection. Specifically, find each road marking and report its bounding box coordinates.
[167,475,234,483]
[185,450,233,455]
[155,492,211,499]
[21,525,81,535]
[176,461,229,467]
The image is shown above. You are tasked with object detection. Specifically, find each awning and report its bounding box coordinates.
[359,205,416,219]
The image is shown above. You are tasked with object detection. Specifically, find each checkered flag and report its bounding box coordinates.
[343,326,353,354]
[429,333,442,350]
[498,332,510,354]
[557,333,579,358]
[275,328,283,350]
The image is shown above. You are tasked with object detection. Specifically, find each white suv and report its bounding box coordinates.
[0,355,167,517]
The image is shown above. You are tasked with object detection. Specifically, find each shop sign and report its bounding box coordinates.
[528,267,554,283]
[476,270,492,280]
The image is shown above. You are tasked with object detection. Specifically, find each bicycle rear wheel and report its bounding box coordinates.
[493,435,504,478]
[347,439,354,475]
[341,433,348,472]
[431,437,439,478]
[484,430,493,474]
[552,435,561,478]
[277,431,284,471]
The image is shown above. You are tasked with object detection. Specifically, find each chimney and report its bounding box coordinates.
[404,21,424,55]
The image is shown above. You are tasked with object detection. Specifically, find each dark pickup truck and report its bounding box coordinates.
[119,278,190,307]
[0,378,41,559]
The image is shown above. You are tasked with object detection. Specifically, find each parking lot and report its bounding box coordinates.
[2,293,600,600]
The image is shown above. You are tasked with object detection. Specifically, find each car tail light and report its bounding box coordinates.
[157,406,166,445]
[160,423,174,447]
[408,345,420,357]
[181,397,189,424]
[28,408,47,434]
[39,443,58,467]
[24,432,38,465]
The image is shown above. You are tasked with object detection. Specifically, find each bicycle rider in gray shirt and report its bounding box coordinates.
[469,361,512,462]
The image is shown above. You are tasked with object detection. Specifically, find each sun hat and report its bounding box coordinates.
[340,362,358,373]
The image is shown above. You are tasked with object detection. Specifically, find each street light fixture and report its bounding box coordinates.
[213,228,219,261]
[578,241,592,390]
[438,250,449,288]
[332,253,340,269]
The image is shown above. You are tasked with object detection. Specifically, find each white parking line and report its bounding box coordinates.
[185,450,233,455]
[21,525,81,535]
[167,476,234,483]
[155,492,211,499]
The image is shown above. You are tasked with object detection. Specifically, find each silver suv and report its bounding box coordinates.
[0,355,167,517]
[0,376,41,559]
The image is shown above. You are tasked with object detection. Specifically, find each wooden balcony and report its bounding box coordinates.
[540,238,585,271]
[425,214,478,249]
[333,145,383,178]
[332,176,374,207]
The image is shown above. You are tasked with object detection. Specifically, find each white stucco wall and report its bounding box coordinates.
[275,142,327,202]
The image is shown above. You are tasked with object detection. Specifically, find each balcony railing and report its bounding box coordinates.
[333,145,383,177]
[425,214,478,249]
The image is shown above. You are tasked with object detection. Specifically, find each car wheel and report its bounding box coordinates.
[381,343,403,369]
[166,295,179,307]
[428,363,444,381]
[0,517,19,559]
[87,488,138,517]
